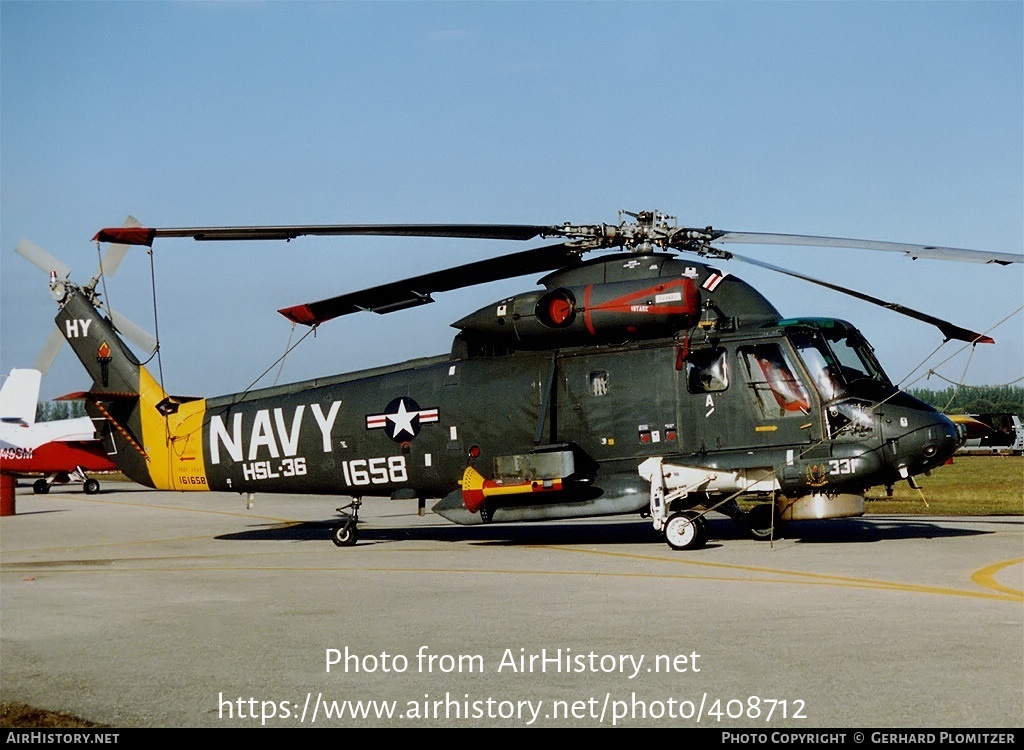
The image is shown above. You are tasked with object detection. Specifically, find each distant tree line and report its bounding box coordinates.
[35,400,88,422]
[908,385,1024,415]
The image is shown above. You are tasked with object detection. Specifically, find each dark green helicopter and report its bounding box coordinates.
[37,210,1022,549]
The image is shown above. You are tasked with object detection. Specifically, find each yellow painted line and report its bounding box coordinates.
[24,491,298,523]
[971,557,1024,598]
[543,546,1024,602]
[0,527,327,558]
[8,493,1022,602]
[1,548,1020,603]
[0,561,954,586]
[0,563,1018,605]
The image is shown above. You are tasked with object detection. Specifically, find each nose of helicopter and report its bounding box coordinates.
[880,402,963,479]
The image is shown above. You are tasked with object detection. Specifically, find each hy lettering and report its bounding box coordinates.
[65,319,92,338]
[209,401,341,464]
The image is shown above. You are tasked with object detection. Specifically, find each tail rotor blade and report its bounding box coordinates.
[34,329,67,374]
[91,215,142,287]
[17,217,152,373]
[109,308,158,355]
[98,216,140,277]
[16,239,72,280]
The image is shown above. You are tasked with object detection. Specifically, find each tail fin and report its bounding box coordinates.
[56,287,151,395]
[0,369,42,425]
[55,285,209,490]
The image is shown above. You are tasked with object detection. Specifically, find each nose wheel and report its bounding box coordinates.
[331,518,357,547]
[331,499,362,547]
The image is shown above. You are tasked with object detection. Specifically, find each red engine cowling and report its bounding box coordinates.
[455,277,699,349]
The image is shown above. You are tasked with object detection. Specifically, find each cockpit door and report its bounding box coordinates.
[679,341,822,453]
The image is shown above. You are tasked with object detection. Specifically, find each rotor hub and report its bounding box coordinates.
[550,210,728,256]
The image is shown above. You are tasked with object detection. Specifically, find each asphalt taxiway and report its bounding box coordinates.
[1,482,1021,728]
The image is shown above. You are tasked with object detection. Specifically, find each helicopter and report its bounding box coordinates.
[34,210,1022,549]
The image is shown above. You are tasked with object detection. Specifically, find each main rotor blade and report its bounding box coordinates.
[280,243,583,325]
[712,231,1022,266]
[16,239,72,279]
[728,252,994,344]
[92,216,1023,266]
[94,223,555,245]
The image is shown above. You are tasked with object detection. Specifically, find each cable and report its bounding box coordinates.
[925,371,1024,389]
[900,305,1024,393]
[274,323,297,386]
[217,324,321,415]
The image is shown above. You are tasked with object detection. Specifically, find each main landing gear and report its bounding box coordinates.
[663,511,708,551]
[745,502,785,541]
[642,460,709,550]
[331,498,362,547]
[32,474,101,495]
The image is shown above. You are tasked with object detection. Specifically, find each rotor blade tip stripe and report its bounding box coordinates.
[279,304,319,326]
[92,227,156,246]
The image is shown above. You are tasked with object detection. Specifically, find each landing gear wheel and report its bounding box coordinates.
[331,518,358,547]
[747,503,784,541]
[664,511,707,550]
[33,479,49,494]
[83,478,100,495]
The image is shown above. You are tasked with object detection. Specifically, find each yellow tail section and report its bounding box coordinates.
[137,367,210,491]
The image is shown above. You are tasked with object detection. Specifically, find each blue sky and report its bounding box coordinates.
[2,1,1021,402]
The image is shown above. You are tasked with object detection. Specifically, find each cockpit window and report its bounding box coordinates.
[686,347,728,393]
[827,332,888,385]
[789,326,891,401]
[789,333,843,401]
[739,344,810,417]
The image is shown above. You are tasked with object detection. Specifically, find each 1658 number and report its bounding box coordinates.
[341,456,408,486]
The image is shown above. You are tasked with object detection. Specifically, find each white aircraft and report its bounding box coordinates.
[0,368,115,494]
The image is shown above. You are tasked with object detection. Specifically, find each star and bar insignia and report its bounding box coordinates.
[365,397,440,442]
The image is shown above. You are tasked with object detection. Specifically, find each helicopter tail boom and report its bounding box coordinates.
[54,285,210,491]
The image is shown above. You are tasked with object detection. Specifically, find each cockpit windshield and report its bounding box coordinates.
[787,321,892,402]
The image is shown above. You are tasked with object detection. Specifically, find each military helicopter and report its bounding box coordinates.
[36,210,1022,549]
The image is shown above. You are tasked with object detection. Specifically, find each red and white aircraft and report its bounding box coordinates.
[0,368,116,494]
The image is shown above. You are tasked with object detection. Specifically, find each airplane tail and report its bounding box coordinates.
[54,285,209,490]
[0,369,42,425]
